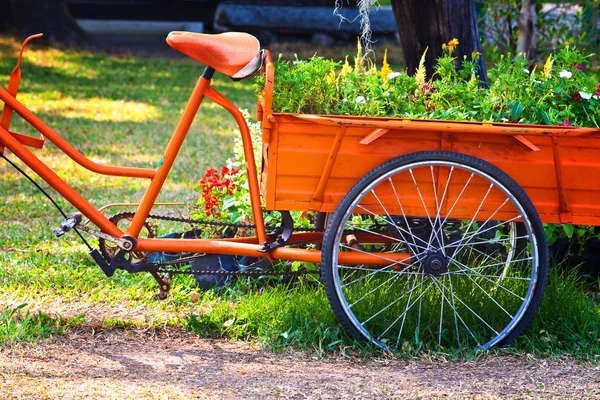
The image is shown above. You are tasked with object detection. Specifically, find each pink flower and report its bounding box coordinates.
[576,65,585,71]
[422,84,435,93]
[559,120,571,127]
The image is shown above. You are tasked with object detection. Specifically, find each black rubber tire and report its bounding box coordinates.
[321,151,549,351]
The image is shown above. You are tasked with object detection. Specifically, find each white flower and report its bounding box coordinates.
[524,69,530,74]
[342,98,348,103]
[594,95,599,100]
[355,96,366,104]
[559,70,572,79]
[384,91,390,97]
[580,91,592,100]
[388,72,401,79]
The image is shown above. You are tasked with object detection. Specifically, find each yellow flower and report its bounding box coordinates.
[326,69,336,84]
[471,51,481,59]
[542,54,553,79]
[447,38,459,54]
[414,47,428,87]
[378,49,393,86]
[354,37,364,73]
[341,55,352,75]
[366,58,376,75]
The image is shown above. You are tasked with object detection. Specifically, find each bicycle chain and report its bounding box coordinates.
[105,211,324,277]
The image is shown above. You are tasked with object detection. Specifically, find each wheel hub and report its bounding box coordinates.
[422,251,449,276]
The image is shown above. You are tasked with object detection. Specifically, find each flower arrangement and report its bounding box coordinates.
[196,166,242,219]
[257,40,599,128]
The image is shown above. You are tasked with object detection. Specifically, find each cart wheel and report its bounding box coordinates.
[321,151,548,351]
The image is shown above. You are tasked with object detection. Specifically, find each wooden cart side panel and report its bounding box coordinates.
[260,114,600,225]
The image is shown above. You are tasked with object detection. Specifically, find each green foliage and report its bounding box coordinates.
[544,223,599,250]
[261,44,599,128]
[0,304,65,345]
[477,0,600,65]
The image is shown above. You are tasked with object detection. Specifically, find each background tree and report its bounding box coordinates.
[517,0,537,61]
[0,0,88,45]
[389,0,488,83]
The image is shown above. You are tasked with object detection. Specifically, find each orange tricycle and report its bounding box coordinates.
[2,32,599,352]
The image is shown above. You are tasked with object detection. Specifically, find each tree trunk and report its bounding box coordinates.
[517,0,537,61]
[1,0,89,45]
[390,0,487,84]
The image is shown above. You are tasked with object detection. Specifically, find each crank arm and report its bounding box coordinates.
[75,224,134,251]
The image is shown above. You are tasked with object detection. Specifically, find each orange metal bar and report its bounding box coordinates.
[0,87,156,179]
[292,114,600,137]
[9,131,44,148]
[126,74,212,237]
[0,34,44,153]
[0,125,121,236]
[204,86,268,246]
[134,237,410,266]
[272,247,411,266]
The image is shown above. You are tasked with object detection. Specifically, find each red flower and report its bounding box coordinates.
[198,165,243,217]
[576,65,585,71]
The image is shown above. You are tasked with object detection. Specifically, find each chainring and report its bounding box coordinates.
[99,212,157,263]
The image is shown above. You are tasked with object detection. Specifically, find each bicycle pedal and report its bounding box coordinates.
[54,213,82,237]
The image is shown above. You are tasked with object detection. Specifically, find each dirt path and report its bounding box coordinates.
[1,330,599,399]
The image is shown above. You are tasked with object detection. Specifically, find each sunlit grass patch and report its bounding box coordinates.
[19,95,161,122]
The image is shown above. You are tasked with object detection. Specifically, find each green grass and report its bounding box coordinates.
[0,37,599,360]
[0,304,65,345]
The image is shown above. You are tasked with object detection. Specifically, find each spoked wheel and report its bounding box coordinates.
[321,151,548,351]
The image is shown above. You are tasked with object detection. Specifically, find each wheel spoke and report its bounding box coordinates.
[444,234,530,248]
[434,276,499,336]
[430,165,455,257]
[344,217,428,252]
[363,274,433,327]
[370,188,421,256]
[356,204,430,250]
[451,258,528,301]
[432,276,482,347]
[439,273,445,346]
[339,243,424,266]
[437,182,495,257]
[408,168,439,249]
[389,176,423,256]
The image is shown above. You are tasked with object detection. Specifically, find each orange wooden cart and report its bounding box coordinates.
[2,32,600,352]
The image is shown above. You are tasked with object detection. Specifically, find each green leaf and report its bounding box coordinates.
[561,224,574,238]
[222,196,236,210]
[509,101,524,121]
